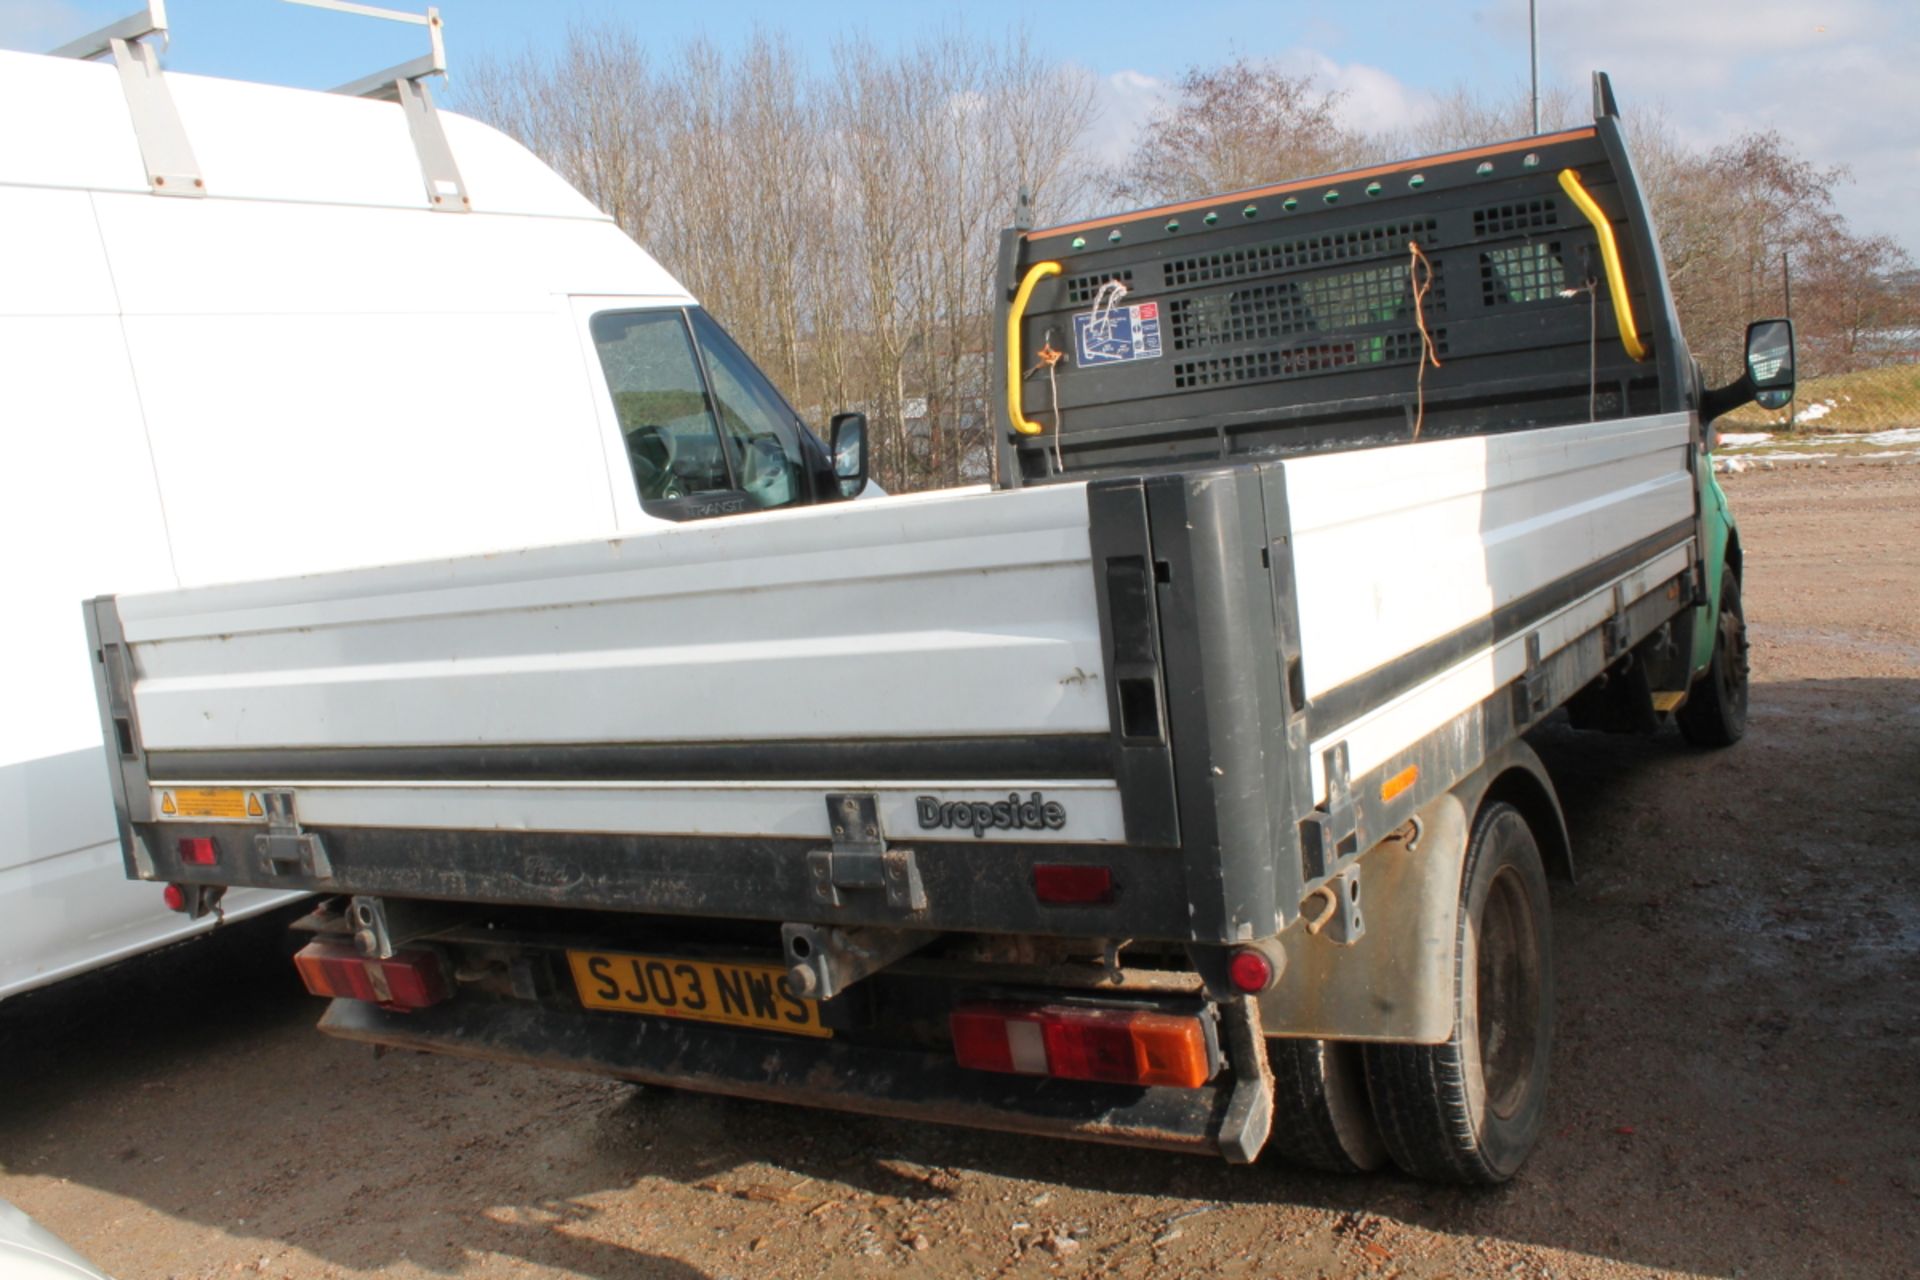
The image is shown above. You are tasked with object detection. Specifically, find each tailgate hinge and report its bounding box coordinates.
[1297,742,1357,884]
[254,791,333,882]
[808,793,926,913]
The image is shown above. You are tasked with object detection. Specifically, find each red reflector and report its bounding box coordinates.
[292,940,451,1010]
[1032,863,1115,905]
[161,883,187,912]
[178,837,217,866]
[1227,948,1274,993]
[949,1006,1019,1074]
[949,1002,1213,1089]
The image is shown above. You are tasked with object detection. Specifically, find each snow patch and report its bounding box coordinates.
[1863,427,1920,447]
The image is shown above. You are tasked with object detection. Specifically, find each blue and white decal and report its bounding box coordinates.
[1073,300,1163,366]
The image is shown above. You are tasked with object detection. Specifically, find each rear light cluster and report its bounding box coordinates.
[950,1002,1216,1089]
[1030,863,1115,905]
[293,939,451,1011]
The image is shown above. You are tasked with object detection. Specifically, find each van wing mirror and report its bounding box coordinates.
[829,412,868,499]
[1745,318,1795,411]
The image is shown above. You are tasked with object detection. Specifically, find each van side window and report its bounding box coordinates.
[589,310,732,506]
[689,309,807,511]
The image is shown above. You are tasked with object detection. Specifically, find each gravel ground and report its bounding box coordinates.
[3,460,1916,1280]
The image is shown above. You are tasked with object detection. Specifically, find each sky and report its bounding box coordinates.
[5,0,1917,252]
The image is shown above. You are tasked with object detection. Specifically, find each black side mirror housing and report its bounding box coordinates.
[1744,318,1795,411]
[1700,318,1796,425]
[829,412,869,499]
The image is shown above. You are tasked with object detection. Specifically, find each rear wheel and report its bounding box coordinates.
[1363,802,1552,1184]
[1677,569,1748,747]
[1266,1038,1386,1173]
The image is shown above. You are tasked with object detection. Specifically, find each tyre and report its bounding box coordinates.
[1677,568,1748,747]
[1266,1038,1387,1173]
[1363,801,1552,1184]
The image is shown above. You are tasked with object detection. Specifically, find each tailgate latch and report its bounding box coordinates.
[808,793,926,913]
[254,791,333,881]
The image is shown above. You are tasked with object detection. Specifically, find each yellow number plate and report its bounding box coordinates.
[566,950,829,1039]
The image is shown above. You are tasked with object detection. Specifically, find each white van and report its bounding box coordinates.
[1,21,859,998]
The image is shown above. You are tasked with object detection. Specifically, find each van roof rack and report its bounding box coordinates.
[49,1,201,197]
[290,0,468,209]
[45,0,468,211]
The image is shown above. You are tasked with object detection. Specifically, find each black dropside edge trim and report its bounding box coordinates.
[1308,518,1694,735]
[146,735,1114,785]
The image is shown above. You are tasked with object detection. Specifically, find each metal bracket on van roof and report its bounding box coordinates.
[294,0,471,212]
[49,2,205,198]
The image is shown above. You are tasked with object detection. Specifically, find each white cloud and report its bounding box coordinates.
[1473,0,1920,248]
[1097,7,1920,255]
[1083,67,1169,168]
[1277,51,1438,135]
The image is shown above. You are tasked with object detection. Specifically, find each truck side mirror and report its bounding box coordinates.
[1699,318,1796,425]
[829,412,868,499]
[1745,319,1795,411]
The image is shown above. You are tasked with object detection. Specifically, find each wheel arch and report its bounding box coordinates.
[1459,741,1573,884]
[1256,738,1572,1045]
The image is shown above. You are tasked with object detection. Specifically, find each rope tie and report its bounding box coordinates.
[1027,335,1068,474]
[1408,240,1443,439]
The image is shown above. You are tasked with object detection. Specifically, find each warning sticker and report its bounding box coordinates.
[1073,300,1163,366]
[157,788,263,821]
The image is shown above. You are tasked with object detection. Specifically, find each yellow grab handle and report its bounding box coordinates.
[1558,168,1648,362]
[1006,260,1063,435]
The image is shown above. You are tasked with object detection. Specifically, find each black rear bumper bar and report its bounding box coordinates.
[318,994,1273,1163]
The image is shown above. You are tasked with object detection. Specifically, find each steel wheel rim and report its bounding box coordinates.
[1475,864,1541,1122]
[1719,605,1748,714]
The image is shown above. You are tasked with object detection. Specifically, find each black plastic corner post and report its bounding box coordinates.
[1592,70,1619,120]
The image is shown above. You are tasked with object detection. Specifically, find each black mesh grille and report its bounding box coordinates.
[1481,242,1566,306]
[1473,198,1558,237]
[1168,262,1445,352]
[1161,218,1438,290]
[1171,329,1443,389]
[1064,269,1134,305]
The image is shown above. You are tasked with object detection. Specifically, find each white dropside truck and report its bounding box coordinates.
[4,8,861,1001]
[83,75,1788,1183]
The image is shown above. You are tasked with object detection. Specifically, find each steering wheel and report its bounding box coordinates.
[626,426,685,501]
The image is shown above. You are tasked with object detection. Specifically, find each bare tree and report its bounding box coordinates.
[462,32,1914,494]
[1113,58,1361,205]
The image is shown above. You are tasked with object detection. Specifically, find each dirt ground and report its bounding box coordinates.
[3,461,1916,1280]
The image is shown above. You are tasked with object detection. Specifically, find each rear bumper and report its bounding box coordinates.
[318,992,1273,1163]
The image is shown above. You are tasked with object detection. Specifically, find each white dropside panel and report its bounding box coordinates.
[119,484,1110,750]
[1285,413,1697,801]
[1286,413,1694,699]
[1306,541,1693,803]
